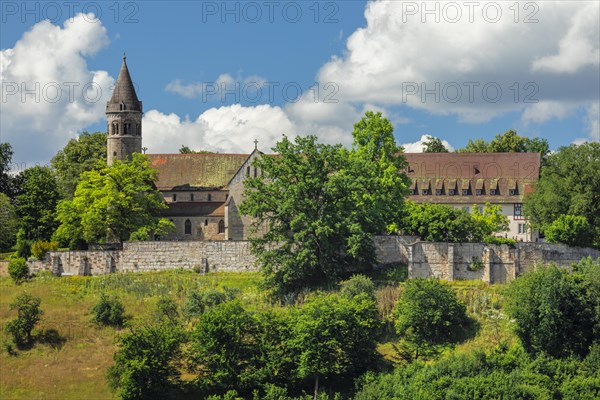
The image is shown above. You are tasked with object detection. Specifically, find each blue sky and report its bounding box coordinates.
[1,1,599,167]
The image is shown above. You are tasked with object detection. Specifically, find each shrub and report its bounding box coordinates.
[545,215,593,247]
[340,274,376,300]
[505,265,595,358]
[107,323,183,400]
[183,289,227,318]
[15,237,31,259]
[30,240,58,260]
[154,296,179,325]
[5,293,43,347]
[394,278,469,359]
[8,257,29,284]
[92,293,125,327]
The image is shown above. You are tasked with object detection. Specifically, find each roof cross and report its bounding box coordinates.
[254,139,258,150]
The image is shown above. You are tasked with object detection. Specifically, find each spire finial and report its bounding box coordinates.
[254,139,258,150]
[123,52,126,61]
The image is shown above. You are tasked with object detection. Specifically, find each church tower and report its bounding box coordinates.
[107,54,142,166]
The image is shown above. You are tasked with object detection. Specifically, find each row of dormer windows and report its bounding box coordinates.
[414,187,518,196]
[171,193,228,202]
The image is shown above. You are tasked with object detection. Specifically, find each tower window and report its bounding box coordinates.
[205,219,208,226]
[173,194,177,202]
[113,151,117,157]
[190,194,194,201]
[254,167,257,177]
[184,219,192,235]
[218,220,225,234]
[208,194,212,201]
[246,166,251,176]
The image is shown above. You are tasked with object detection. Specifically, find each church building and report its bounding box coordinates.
[107,55,263,241]
[107,56,540,243]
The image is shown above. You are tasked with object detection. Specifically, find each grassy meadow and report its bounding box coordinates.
[0,268,515,399]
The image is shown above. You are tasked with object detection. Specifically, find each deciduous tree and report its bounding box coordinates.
[51,131,107,199]
[54,153,167,246]
[422,135,449,153]
[524,143,600,248]
[240,112,410,297]
[14,166,61,241]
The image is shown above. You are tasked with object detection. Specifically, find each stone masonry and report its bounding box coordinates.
[28,237,599,284]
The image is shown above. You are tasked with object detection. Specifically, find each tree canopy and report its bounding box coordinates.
[457,130,550,162]
[422,135,449,153]
[53,153,167,246]
[14,166,61,241]
[524,142,600,248]
[51,131,107,199]
[505,264,596,358]
[0,192,19,250]
[240,112,410,298]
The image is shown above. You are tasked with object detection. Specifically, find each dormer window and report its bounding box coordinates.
[422,189,429,195]
[462,189,469,196]
[509,189,517,196]
[475,189,482,196]
[449,189,455,196]
[490,189,497,195]
[436,189,442,195]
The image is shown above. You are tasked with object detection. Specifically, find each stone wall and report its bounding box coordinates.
[28,237,600,284]
[407,241,600,283]
[30,241,256,276]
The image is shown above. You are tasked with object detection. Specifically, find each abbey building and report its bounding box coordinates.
[107,57,539,242]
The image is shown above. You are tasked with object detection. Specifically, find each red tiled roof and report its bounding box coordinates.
[147,153,249,190]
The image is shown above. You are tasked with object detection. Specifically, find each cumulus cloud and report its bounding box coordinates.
[401,135,455,153]
[165,73,268,101]
[306,1,599,125]
[142,104,297,154]
[1,13,112,166]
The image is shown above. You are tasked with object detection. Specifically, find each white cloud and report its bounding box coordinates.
[0,13,112,166]
[521,101,578,124]
[165,73,268,101]
[401,135,455,153]
[308,1,599,125]
[532,3,600,74]
[142,104,298,154]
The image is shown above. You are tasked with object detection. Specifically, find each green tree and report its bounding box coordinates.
[505,265,596,358]
[241,112,409,297]
[1,142,17,197]
[191,301,263,393]
[457,130,550,162]
[524,143,600,248]
[0,192,19,250]
[5,293,43,347]
[401,201,480,242]
[53,153,167,246]
[545,215,593,247]
[107,323,183,400]
[51,132,107,199]
[8,257,29,284]
[179,145,213,154]
[470,203,510,238]
[422,135,449,153]
[394,278,469,359]
[289,292,379,398]
[14,166,61,241]
[92,293,125,327]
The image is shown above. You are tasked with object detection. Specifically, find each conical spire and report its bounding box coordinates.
[107,53,142,112]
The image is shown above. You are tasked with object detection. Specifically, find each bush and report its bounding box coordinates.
[5,293,43,347]
[545,215,594,247]
[15,237,32,259]
[340,274,376,300]
[30,240,58,260]
[107,323,183,400]
[505,265,595,358]
[183,289,227,318]
[154,296,179,325]
[8,257,29,284]
[92,293,125,327]
[395,278,469,359]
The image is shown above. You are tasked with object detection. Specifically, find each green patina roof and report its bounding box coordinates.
[148,153,249,190]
